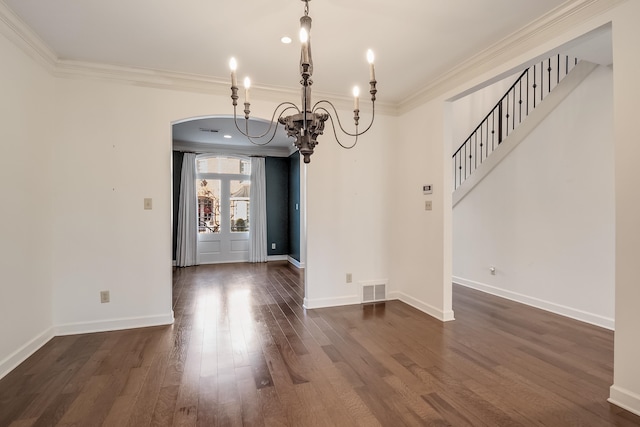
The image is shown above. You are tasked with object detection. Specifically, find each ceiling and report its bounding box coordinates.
[3,0,589,152]
[172,116,294,155]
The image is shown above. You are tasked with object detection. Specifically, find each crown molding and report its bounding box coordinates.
[1,0,622,117]
[52,59,398,115]
[0,1,398,116]
[0,0,57,72]
[398,0,626,114]
[53,59,230,95]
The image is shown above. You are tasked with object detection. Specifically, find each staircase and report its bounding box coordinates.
[452,55,595,203]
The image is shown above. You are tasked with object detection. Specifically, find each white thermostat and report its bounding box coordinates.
[423,185,433,195]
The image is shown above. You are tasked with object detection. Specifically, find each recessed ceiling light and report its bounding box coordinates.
[223,134,232,139]
[281,36,292,44]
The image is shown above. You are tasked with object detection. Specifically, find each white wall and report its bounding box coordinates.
[453,65,615,329]
[304,112,394,308]
[389,100,454,321]
[0,19,396,345]
[609,0,640,415]
[50,79,192,332]
[49,75,395,316]
[389,1,640,415]
[2,0,640,416]
[0,31,55,377]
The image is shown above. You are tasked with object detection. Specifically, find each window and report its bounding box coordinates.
[230,180,250,232]
[197,179,220,233]
[197,157,251,175]
[195,156,251,234]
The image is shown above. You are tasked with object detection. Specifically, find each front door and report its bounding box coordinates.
[196,156,251,264]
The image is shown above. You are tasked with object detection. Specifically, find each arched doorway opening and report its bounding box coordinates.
[171,115,304,267]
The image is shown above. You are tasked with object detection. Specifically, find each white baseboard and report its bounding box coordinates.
[288,256,304,269]
[303,290,456,321]
[453,276,614,330]
[54,311,175,336]
[303,295,360,309]
[267,255,288,262]
[0,312,175,381]
[609,385,640,417]
[0,327,55,380]
[388,291,455,322]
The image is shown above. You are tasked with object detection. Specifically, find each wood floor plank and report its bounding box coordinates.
[102,394,138,427]
[195,375,218,427]
[256,386,288,426]
[8,419,37,427]
[25,391,78,427]
[235,365,265,427]
[125,349,171,427]
[150,384,180,427]
[55,374,113,427]
[171,334,202,427]
[1,262,639,426]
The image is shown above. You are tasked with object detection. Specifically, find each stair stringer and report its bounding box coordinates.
[452,60,598,207]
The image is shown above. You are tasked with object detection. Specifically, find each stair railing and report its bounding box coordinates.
[452,55,579,190]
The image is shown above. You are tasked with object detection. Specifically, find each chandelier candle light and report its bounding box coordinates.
[228,0,377,163]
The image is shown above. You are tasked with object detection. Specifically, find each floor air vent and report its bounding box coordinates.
[362,283,386,303]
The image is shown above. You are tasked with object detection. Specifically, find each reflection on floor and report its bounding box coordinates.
[1,261,638,426]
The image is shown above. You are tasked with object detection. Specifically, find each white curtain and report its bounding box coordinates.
[176,153,197,267]
[249,157,267,263]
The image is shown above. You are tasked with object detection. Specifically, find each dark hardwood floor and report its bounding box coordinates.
[1,261,639,426]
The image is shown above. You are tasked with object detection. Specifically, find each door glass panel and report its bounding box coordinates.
[197,179,221,233]
[230,180,250,232]
[197,157,251,175]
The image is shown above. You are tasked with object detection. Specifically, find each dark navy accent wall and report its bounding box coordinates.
[288,152,301,262]
[172,150,184,261]
[265,157,290,256]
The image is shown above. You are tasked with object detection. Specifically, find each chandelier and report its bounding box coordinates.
[229,0,377,163]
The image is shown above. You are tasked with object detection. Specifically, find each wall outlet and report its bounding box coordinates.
[100,290,110,303]
[144,198,153,210]
[272,243,276,250]
[425,200,432,211]
[346,273,352,283]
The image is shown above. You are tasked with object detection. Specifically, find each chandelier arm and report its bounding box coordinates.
[243,105,301,146]
[242,123,274,146]
[315,107,359,149]
[312,100,376,137]
[232,102,300,141]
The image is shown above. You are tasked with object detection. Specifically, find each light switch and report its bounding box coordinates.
[144,198,153,210]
